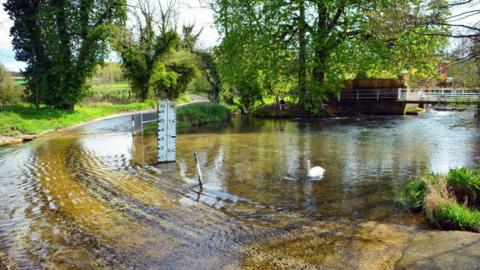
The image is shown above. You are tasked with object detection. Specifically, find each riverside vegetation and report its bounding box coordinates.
[399,167,480,232]
[144,102,231,134]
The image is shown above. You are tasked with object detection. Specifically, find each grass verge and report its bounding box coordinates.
[177,102,231,128]
[399,167,480,232]
[144,103,231,133]
[0,101,157,136]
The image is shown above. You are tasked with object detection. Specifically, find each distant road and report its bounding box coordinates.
[188,93,209,104]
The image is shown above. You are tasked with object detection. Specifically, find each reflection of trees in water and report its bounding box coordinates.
[173,115,480,221]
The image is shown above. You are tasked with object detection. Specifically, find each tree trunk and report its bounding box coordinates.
[298,0,307,105]
[313,49,327,108]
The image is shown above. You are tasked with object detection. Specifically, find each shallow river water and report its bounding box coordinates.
[1,110,480,269]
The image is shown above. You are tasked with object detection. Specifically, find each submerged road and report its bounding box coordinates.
[1,110,480,269]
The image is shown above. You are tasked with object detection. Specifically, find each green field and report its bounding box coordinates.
[0,95,193,137]
[0,82,195,137]
[144,102,231,133]
[13,80,25,86]
[0,101,156,136]
[87,83,192,105]
[90,83,130,93]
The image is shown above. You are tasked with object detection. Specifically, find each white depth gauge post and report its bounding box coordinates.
[157,101,176,163]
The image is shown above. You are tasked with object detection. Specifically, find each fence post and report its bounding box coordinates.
[356,90,359,102]
[376,90,380,101]
[397,88,401,101]
[140,112,144,136]
[131,115,135,136]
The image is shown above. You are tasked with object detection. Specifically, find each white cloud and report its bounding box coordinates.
[0,0,13,50]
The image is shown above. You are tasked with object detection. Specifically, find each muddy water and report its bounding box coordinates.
[1,111,480,269]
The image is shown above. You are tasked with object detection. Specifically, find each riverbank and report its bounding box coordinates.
[0,93,199,147]
[399,167,480,232]
[0,101,156,147]
[253,102,426,118]
[177,102,231,128]
[253,103,335,118]
[142,102,231,134]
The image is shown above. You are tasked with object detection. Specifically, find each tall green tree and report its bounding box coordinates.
[115,0,198,101]
[180,25,222,102]
[214,0,449,111]
[4,0,127,109]
[214,0,294,111]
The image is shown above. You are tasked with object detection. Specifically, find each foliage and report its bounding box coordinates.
[91,62,126,84]
[114,21,180,100]
[446,167,480,191]
[4,0,127,109]
[424,176,480,232]
[399,167,480,232]
[175,93,193,104]
[180,25,222,102]
[428,200,480,232]
[177,102,231,127]
[161,50,199,99]
[448,60,480,87]
[114,1,198,101]
[213,0,449,112]
[85,83,133,104]
[398,177,429,210]
[0,64,23,108]
[0,101,156,136]
[144,102,231,133]
[195,50,222,102]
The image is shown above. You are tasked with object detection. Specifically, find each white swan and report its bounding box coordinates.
[306,160,325,179]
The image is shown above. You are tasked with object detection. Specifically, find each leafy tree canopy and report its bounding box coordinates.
[213,0,449,111]
[4,0,127,109]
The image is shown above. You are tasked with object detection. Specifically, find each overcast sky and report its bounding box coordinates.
[0,0,478,71]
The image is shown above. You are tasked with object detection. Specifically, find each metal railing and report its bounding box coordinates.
[336,88,480,103]
[397,88,480,103]
[336,89,398,101]
[131,110,157,135]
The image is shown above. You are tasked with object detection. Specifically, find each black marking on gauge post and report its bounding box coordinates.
[157,101,176,163]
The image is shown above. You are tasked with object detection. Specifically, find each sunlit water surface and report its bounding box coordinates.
[1,110,480,269]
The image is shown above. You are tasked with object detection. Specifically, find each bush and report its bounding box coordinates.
[398,178,428,210]
[143,102,231,134]
[428,199,480,232]
[0,64,22,108]
[446,167,480,191]
[91,62,125,84]
[177,102,231,127]
[400,167,480,232]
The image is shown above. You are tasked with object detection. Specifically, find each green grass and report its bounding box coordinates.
[430,200,480,232]
[177,102,231,127]
[0,79,195,137]
[399,167,480,232]
[0,101,156,136]
[90,83,130,93]
[175,93,193,104]
[397,177,429,210]
[144,103,231,133]
[13,79,25,86]
[446,167,480,191]
[87,83,193,105]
